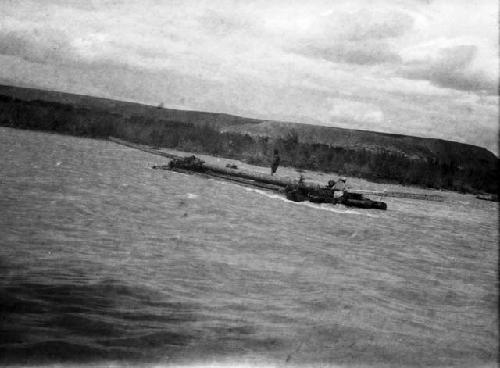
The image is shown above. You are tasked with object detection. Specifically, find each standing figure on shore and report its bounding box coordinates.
[271,149,280,176]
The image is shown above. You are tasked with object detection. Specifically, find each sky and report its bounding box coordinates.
[0,0,498,154]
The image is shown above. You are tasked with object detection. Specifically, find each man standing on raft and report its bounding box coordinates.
[271,149,280,176]
[332,177,347,203]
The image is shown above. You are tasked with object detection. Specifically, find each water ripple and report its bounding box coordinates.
[0,128,497,367]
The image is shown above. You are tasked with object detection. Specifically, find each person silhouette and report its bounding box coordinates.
[271,149,280,175]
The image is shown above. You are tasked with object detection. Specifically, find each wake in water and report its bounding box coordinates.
[175,173,378,217]
[243,187,379,218]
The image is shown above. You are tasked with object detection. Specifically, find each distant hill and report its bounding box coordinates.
[0,84,262,128]
[221,120,497,163]
[0,84,497,193]
[0,84,495,161]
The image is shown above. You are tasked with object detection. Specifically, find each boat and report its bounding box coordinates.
[283,183,387,210]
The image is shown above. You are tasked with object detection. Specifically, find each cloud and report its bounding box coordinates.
[0,0,497,153]
[290,7,414,65]
[324,8,415,42]
[41,0,97,11]
[0,28,75,64]
[198,9,254,36]
[328,98,384,124]
[301,41,401,65]
[401,45,497,94]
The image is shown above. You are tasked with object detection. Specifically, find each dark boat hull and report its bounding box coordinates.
[285,188,387,210]
[344,198,387,210]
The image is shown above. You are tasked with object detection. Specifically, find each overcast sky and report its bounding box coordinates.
[0,0,498,153]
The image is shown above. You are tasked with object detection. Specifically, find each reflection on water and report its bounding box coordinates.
[0,128,497,367]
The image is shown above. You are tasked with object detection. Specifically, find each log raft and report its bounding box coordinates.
[109,139,388,209]
[110,136,296,189]
[108,137,442,204]
[153,164,285,192]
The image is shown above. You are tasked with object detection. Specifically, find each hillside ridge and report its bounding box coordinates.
[0,83,495,160]
[0,84,497,194]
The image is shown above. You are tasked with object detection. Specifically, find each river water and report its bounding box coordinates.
[0,128,497,367]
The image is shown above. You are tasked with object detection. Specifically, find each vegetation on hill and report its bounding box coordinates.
[0,86,497,194]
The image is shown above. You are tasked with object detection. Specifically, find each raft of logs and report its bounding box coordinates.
[108,137,449,208]
[159,155,388,210]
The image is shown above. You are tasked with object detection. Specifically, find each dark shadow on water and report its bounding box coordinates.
[0,275,200,365]
[0,256,290,365]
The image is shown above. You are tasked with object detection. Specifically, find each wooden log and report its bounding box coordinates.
[348,189,444,202]
[109,137,181,160]
[163,166,285,192]
[204,170,285,192]
[382,191,444,202]
[201,163,296,188]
